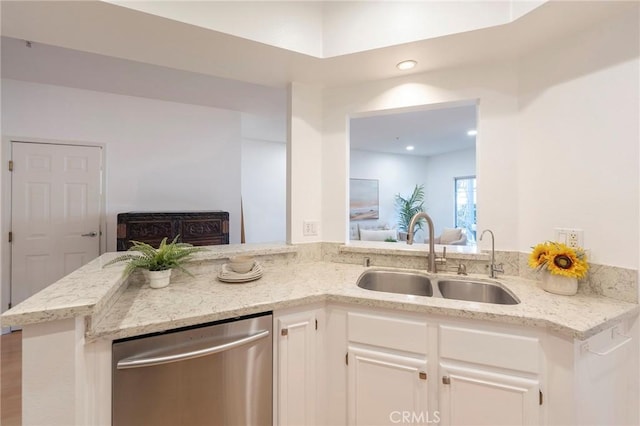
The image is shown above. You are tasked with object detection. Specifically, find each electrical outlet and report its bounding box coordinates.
[567,230,581,248]
[303,221,318,236]
[554,228,584,248]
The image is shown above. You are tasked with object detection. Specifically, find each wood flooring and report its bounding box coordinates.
[1,331,21,426]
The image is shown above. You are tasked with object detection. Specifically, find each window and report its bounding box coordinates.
[455,176,476,241]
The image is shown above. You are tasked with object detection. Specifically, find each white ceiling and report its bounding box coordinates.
[1,35,476,153]
[1,1,633,89]
[350,104,477,157]
[0,36,286,119]
[2,1,631,154]
[104,0,545,58]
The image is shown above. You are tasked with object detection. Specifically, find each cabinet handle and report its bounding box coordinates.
[419,372,427,380]
[281,329,288,336]
[442,376,451,385]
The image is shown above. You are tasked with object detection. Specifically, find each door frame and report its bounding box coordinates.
[1,136,107,329]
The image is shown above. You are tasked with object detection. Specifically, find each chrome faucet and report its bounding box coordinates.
[407,212,436,272]
[479,229,504,278]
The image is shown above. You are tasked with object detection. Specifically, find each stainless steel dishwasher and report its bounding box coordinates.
[112,312,272,426]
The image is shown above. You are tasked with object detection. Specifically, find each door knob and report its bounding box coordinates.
[81,232,97,237]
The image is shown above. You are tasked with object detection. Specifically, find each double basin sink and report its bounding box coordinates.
[357,269,519,305]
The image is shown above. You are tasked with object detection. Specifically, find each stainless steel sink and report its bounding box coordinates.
[356,270,520,305]
[357,270,433,297]
[437,280,519,305]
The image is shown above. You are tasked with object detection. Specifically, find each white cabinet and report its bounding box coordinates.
[282,303,638,426]
[439,363,540,426]
[438,324,542,426]
[346,310,432,425]
[274,308,321,426]
[325,306,546,426]
[348,347,429,426]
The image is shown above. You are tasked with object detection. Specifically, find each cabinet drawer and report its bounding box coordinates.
[439,324,540,373]
[348,312,428,354]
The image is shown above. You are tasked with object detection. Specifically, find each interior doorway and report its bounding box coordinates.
[10,141,103,309]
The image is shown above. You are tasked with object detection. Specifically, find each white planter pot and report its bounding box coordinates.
[541,271,578,296]
[143,269,172,289]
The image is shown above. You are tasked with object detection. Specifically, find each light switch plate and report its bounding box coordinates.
[303,221,319,236]
[554,227,584,248]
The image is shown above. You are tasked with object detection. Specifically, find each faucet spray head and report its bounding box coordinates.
[479,229,495,243]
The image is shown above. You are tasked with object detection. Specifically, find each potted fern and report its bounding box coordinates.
[104,236,205,289]
[395,184,426,241]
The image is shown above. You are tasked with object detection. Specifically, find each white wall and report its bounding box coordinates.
[322,63,519,247]
[241,138,286,243]
[517,8,639,269]
[425,148,476,236]
[1,79,243,252]
[350,149,429,241]
[288,82,323,243]
[322,7,639,270]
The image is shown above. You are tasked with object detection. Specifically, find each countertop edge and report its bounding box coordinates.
[1,306,94,327]
[86,288,640,342]
[0,243,299,328]
[324,293,640,340]
[6,254,638,342]
[86,294,330,342]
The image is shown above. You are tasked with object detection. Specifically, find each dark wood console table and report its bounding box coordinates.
[116,211,229,251]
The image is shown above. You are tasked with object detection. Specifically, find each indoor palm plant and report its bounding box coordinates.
[104,235,205,289]
[395,184,425,240]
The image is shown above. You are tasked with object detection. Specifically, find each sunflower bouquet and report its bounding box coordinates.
[528,241,589,279]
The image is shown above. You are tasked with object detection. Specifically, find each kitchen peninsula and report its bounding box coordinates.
[2,243,638,426]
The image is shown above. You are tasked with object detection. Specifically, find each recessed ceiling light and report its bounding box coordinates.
[467,129,477,136]
[406,145,415,151]
[396,60,417,71]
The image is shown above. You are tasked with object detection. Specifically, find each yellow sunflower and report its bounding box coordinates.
[530,242,589,279]
[528,243,550,269]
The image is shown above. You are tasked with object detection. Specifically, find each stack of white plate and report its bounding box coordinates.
[217,262,263,283]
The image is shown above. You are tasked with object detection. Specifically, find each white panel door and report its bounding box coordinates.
[11,142,101,307]
[439,362,540,426]
[276,311,317,426]
[348,346,429,426]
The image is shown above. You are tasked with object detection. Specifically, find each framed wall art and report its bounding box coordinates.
[350,178,379,220]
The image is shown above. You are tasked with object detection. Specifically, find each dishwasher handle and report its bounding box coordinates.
[116,329,270,370]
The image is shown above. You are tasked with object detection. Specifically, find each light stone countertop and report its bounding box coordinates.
[3,243,637,342]
[0,243,296,327]
[89,261,638,342]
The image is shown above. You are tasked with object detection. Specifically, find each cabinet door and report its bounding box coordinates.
[439,362,540,426]
[276,311,317,426]
[348,346,429,426]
